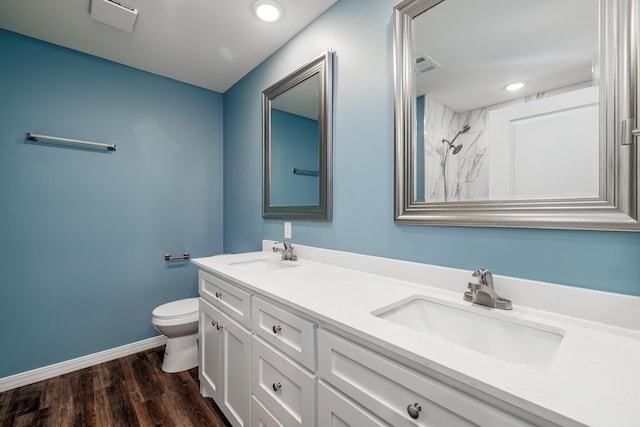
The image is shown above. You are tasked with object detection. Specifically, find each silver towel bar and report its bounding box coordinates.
[26,132,116,151]
[164,253,190,261]
[291,168,319,176]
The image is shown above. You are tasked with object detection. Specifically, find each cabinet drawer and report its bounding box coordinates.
[318,381,389,426]
[252,396,284,427]
[318,330,532,427]
[252,336,316,427]
[252,296,316,371]
[199,270,251,329]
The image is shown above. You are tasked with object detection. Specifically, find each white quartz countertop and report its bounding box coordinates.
[192,251,640,427]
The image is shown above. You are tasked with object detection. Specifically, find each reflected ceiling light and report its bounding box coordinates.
[253,0,283,22]
[504,81,527,91]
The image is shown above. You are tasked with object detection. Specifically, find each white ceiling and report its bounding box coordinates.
[0,0,337,93]
[414,0,598,113]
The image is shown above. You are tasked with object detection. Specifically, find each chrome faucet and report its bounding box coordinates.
[463,268,512,310]
[272,240,297,261]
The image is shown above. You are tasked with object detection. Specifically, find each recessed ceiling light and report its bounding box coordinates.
[504,81,527,91]
[253,1,283,22]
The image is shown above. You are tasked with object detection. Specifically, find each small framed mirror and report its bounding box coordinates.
[394,0,640,231]
[263,51,333,221]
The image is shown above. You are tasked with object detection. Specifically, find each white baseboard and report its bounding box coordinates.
[0,335,167,392]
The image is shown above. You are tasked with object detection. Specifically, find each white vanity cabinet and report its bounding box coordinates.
[192,251,619,427]
[317,329,538,427]
[199,272,251,427]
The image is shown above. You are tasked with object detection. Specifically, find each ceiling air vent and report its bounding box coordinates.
[90,0,138,32]
[415,54,441,74]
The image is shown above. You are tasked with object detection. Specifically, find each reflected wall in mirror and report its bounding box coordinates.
[414,0,599,203]
[394,0,640,230]
[263,51,333,221]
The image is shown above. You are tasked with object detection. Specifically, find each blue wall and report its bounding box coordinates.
[271,109,319,206]
[0,29,224,377]
[223,0,640,296]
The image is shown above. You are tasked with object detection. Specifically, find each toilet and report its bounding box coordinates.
[151,298,199,373]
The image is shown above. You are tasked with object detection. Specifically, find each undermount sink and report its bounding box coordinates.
[372,296,564,371]
[228,258,298,272]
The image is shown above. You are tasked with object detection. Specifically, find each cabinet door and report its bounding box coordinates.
[219,310,251,427]
[200,298,222,401]
[318,381,390,427]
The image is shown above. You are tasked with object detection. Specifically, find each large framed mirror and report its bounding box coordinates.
[394,0,640,231]
[263,51,333,221]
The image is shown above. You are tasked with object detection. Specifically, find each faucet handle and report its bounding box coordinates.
[472,268,493,288]
[274,239,292,249]
[471,268,486,278]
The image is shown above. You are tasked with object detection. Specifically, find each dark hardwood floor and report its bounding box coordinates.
[0,347,232,427]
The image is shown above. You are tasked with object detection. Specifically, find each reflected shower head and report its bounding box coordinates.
[442,124,470,155]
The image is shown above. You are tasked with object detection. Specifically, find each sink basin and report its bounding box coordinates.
[228,258,298,272]
[373,296,564,371]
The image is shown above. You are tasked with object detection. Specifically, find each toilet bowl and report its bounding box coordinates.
[151,297,199,373]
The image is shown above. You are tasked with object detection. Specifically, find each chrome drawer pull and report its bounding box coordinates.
[272,382,282,392]
[215,291,222,298]
[272,325,282,334]
[407,403,422,419]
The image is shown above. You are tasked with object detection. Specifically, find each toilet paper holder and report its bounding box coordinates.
[164,253,190,261]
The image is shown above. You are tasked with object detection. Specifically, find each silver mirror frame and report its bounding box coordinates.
[263,51,333,221]
[394,0,640,231]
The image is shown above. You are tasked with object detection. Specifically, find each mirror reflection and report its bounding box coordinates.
[394,0,640,230]
[263,51,333,221]
[270,74,320,207]
[412,0,599,203]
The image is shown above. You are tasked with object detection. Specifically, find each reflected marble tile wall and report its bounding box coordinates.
[422,96,488,202]
[420,82,592,202]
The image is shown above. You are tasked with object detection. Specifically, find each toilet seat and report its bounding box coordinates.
[152,297,199,325]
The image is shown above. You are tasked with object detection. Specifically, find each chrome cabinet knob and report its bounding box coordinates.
[407,403,422,419]
[272,325,282,334]
[211,320,218,327]
[272,382,281,392]
[215,291,222,298]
